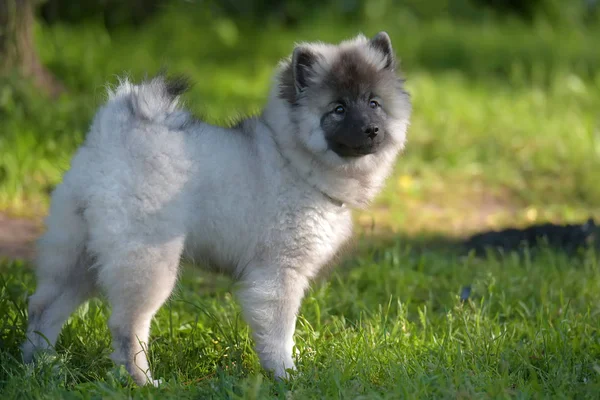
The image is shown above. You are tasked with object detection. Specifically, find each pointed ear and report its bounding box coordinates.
[292,46,317,92]
[369,31,395,70]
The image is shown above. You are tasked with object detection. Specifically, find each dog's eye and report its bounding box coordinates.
[369,100,380,109]
[334,105,345,114]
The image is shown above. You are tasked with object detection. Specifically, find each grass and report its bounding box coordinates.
[2,244,600,398]
[1,2,600,398]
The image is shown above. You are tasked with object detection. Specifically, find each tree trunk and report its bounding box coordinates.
[0,0,64,97]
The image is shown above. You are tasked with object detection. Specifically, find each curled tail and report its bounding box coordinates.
[91,75,192,139]
[109,75,190,122]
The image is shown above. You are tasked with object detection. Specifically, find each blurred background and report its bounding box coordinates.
[1,3,600,395]
[1,0,599,243]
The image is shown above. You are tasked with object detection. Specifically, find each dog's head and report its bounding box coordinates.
[276,32,411,169]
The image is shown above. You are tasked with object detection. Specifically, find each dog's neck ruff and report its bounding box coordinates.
[320,191,345,208]
[261,118,346,209]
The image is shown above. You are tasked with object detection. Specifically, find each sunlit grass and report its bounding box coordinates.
[2,243,599,398]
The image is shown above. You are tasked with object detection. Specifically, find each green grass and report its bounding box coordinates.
[2,244,600,398]
[1,2,600,398]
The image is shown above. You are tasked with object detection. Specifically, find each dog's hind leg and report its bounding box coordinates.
[95,237,184,386]
[22,186,96,362]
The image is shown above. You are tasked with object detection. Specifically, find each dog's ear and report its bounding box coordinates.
[369,31,395,70]
[292,46,318,92]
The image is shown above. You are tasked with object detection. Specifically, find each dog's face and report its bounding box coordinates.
[278,32,411,167]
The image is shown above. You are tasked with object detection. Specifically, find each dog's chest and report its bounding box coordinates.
[269,203,352,272]
[184,198,352,276]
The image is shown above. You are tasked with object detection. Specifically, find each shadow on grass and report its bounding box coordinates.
[353,217,598,261]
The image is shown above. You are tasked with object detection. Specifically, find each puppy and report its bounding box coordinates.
[22,32,411,385]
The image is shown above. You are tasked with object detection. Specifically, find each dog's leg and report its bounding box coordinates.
[237,266,309,379]
[97,238,183,386]
[22,264,95,361]
[22,188,95,362]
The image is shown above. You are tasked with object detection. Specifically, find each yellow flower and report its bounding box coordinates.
[525,207,538,222]
[398,174,413,190]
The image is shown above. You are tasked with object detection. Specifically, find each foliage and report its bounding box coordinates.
[36,0,600,27]
[1,3,599,224]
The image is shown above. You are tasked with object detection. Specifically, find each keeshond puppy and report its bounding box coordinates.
[22,32,411,385]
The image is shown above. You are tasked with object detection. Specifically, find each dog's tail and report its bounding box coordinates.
[99,74,192,131]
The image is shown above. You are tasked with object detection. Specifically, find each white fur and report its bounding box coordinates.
[22,33,411,385]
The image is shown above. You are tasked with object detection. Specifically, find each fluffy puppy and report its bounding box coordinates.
[22,32,411,385]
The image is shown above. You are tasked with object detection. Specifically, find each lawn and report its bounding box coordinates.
[1,2,600,398]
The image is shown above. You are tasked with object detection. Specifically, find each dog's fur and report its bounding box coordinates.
[22,32,411,385]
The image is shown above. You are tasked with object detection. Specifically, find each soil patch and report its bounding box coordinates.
[0,213,41,261]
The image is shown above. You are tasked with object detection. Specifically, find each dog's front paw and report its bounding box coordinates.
[274,367,296,381]
[268,358,296,381]
[150,378,163,387]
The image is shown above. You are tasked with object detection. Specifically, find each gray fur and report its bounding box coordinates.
[368,31,395,69]
[22,32,411,385]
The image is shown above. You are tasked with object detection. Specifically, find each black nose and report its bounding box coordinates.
[365,125,379,139]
